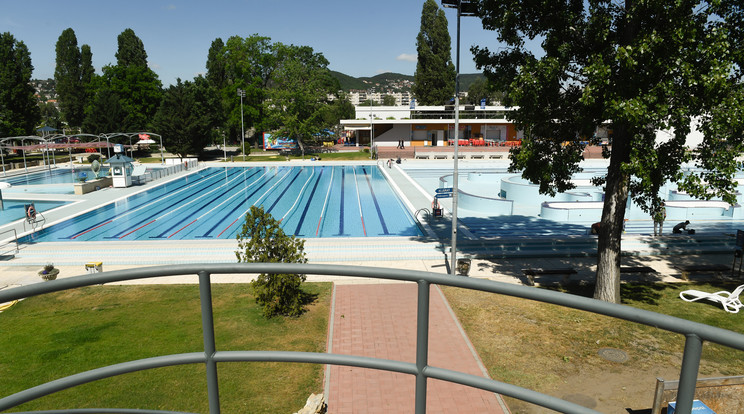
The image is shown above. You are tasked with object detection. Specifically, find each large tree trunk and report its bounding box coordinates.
[594,124,631,303]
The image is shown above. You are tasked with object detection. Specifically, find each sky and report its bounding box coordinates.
[1,0,510,87]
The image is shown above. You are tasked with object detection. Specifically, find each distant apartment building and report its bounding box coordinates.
[347,90,412,107]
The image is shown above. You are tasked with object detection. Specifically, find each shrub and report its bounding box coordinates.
[87,154,101,164]
[235,205,307,318]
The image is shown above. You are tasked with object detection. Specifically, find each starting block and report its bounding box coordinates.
[85,262,103,274]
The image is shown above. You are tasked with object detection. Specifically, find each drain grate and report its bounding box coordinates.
[597,347,629,363]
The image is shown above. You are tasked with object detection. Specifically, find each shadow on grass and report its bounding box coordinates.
[544,283,666,306]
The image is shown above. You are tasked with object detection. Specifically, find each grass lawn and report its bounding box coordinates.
[442,281,744,412]
[0,282,331,413]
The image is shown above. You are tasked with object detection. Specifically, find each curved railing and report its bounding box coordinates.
[1,263,743,414]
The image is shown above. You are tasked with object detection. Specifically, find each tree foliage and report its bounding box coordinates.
[207,35,341,150]
[116,28,148,68]
[465,77,502,105]
[474,0,744,302]
[154,77,219,159]
[82,29,160,133]
[83,87,124,135]
[0,32,39,136]
[267,43,338,155]
[235,205,308,318]
[54,28,84,127]
[413,0,456,105]
[220,35,276,145]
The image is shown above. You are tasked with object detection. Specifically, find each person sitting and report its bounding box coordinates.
[673,220,691,234]
[590,222,601,235]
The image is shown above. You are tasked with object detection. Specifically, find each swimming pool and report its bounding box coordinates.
[0,200,70,226]
[403,160,744,236]
[22,165,421,242]
[0,167,106,186]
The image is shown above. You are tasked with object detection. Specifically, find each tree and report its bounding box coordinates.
[39,101,61,130]
[83,88,124,134]
[412,0,456,105]
[54,28,84,127]
[474,0,744,302]
[267,44,338,156]
[382,94,397,106]
[321,94,356,129]
[206,38,226,91]
[0,32,40,136]
[221,35,277,146]
[465,77,502,105]
[116,28,148,68]
[235,205,308,318]
[154,77,219,159]
[82,29,160,132]
[80,44,96,114]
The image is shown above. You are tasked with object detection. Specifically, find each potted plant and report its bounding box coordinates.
[456,258,472,276]
[39,263,59,281]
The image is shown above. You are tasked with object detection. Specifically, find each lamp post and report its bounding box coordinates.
[237,88,246,162]
[442,0,477,276]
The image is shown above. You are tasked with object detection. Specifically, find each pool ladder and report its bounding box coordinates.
[414,208,432,234]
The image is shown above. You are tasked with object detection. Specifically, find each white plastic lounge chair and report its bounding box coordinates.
[131,164,148,184]
[679,284,744,313]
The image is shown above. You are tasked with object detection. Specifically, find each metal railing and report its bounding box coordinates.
[0,229,19,257]
[1,263,743,414]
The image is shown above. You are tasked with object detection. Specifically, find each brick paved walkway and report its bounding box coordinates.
[326,283,509,413]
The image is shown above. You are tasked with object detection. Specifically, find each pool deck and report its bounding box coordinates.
[1,160,742,413]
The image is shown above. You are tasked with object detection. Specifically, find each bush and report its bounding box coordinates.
[235,205,307,318]
[237,142,251,157]
[87,154,101,164]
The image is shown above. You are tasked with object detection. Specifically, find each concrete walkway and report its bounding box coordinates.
[326,283,509,413]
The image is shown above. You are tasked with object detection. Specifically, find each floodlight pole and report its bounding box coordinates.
[442,0,464,275]
[237,89,246,162]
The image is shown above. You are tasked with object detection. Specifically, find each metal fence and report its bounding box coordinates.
[1,263,743,414]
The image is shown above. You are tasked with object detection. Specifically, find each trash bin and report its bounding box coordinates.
[456,258,471,276]
[85,262,103,274]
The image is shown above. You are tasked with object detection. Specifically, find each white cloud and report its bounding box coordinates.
[376,69,391,74]
[396,53,417,62]
[165,4,177,10]
[148,61,162,70]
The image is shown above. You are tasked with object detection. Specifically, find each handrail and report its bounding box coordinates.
[0,228,19,256]
[1,263,742,414]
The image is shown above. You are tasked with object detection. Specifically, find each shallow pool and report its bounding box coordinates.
[0,200,69,226]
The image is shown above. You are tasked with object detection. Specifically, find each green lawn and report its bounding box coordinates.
[443,281,744,412]
[0,283,331,413]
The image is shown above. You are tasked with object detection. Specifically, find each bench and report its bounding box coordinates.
[673,264,729,280]
[521,267,578,286]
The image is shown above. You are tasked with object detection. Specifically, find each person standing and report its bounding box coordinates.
[653,202,666,236]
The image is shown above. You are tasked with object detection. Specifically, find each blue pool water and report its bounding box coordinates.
[0,200,69,226]
[22,166,420,241]
[403,161,744,237]
[0,167,106,186]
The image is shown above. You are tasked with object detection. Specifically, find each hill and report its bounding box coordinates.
[331,71,485,93]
